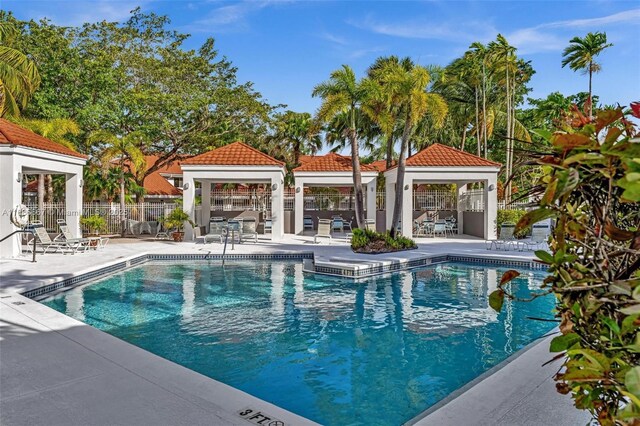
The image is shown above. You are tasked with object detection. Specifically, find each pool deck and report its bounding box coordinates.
[0,236,590,425]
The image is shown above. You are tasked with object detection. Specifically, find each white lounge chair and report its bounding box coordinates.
[241,218,258,243]
[314,219,332,243]
[226,219,242,243]
[30,222,86,254]
[57,219,107,249]
[519,223,550,251]
[205,218,226,243]
[486,222,517,250]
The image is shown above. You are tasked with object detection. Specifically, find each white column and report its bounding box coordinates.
[294,178,304,235]
[456,183,467,235]
[0,154,21,258]
[484,176,498,240]
[402,178,413,237]
[65,172,82,237]
[366,179,377,222]
[201,180,211,231]
[183,173,196,240]
[385,181,395,232]
[271,175,284,240]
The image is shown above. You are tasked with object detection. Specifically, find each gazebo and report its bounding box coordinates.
[180,142,287,240]
[0,119,87,258]
[292,153,378,234]
[384,144,500,239]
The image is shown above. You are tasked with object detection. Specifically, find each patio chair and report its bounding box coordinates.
[314,219,332,243]
[432,220,448,238]
[519,223,550,251]
[57,219,107,249]
[303,216,314,231]
[331,216,345,233]
[226,219,242,244]
[262,218,272,234]
[485,222,517,250]
[30,222,85,254]
[364,219,376,232]
[205,218,227,243]
[241,217,258,243]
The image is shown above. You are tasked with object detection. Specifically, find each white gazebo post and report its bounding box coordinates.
[401,176,413,237]
[366,181,377,223]
[484,176,498,240]
[0,154,21,258]
[201,180,211,231]
[65,172,83,237]
[456,183,467,235]
[182,173,196,240]
[385,174,396,231]
[271,174,285,240]
[294,179,304,235]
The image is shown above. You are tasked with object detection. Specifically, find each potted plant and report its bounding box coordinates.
[80,214,107,246]
[163,208,195,242]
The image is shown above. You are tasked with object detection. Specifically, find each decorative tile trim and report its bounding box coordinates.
[22,252,314,299]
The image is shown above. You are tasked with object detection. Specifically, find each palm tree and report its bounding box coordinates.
[270,111,322,166]
[561,32,612,118]
[312,65,368,228]
[0,21,40,117]
[88,130,146,237]
[374,59,447,237]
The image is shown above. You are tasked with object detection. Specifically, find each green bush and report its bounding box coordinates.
[80,214,107,234]
[497,209,529,238]
[351,228,417,253]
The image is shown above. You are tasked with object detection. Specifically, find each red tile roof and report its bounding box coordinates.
[181,141,284,166]
[298,155,314,164]
[403,143,501,168]
[0,118,87,159]
[369,159,395,172]
[142,171,182,197]
[293,153,378,173]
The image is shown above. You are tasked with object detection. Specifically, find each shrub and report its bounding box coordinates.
[489,105,640,424]
[497,209,529,238]
[80,214,107,234]
[351,228,417,253]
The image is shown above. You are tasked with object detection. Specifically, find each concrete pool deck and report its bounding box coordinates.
[0,236,590,425]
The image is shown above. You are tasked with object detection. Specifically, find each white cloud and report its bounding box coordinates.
[188,0,292,32]
[507,8,640,54]
[319,32,348,46]
[347,15,497,43]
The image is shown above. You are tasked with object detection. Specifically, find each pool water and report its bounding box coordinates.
[43,261,554,425]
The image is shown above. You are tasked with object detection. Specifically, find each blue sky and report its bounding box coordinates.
[6,0,640,116]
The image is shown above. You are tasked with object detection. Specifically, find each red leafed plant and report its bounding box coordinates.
[489,104,640,425]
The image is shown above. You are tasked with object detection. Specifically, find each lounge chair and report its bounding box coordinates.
[30,222,85,254]
[331,216,345,233]
[263,218,272,234]
[303,216,314,231]
[58,219,108,248]
[205,218,226,243]
[519,223,550,251]
[314,219,332,243]
[241,217,258,243]
[486,222,517,250]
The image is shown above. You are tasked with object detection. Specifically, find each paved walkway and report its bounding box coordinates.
[0,236,589,425]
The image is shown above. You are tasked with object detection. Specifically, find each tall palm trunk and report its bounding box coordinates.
[120,174,126,237]
[385,135,393,169]
[391,115,412,238]
[588,61,593,118]
[45,174,53,202]
[474,87,480,156]
[482,61,488,158]
[38,174,45,218]
[461,127,467,151]
[349,110,365,228]
[504,65,512,204]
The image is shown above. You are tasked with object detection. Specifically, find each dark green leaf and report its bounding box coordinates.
[488,289,504,312]
[550,333,580,352]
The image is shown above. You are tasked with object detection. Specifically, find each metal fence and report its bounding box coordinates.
[209,190,272,212]
[460,190,485,212]
[26,202,177,234]
[413,190,457,211]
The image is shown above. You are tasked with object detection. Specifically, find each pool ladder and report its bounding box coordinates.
[221,225,236,265]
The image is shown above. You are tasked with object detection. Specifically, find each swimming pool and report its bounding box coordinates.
[42,261,554,425]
